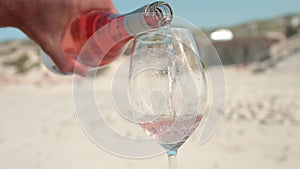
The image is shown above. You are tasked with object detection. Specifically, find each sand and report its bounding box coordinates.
[0,49,299,169]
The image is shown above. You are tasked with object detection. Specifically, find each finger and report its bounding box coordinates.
[55,55,88,76]
[41,46,88,76]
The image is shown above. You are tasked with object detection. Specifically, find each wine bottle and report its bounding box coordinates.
[41,1,173,74]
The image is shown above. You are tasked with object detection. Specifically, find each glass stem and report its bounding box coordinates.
[167,150,177,169]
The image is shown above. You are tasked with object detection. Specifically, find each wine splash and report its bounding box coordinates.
[139,114,202,150]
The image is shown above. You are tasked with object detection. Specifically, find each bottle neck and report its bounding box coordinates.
[110,1,173,36]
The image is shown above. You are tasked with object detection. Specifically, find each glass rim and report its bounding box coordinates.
[134,27,193,44]
[136,27,192,37]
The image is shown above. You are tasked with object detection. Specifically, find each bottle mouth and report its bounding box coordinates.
[146,1,173,26]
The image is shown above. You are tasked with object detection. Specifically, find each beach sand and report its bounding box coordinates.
[0,49,299,169]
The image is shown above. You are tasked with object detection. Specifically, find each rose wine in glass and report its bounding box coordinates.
[139,114,203,150]
[129,27,208,169]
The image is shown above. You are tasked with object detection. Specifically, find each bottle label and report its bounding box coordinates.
[123,13,153,36]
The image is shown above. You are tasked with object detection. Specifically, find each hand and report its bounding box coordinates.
[0,0,117,75]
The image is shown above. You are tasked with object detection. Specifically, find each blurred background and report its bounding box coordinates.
[0,0,299,169]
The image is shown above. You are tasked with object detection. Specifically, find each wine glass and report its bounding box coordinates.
[128,27,208,169]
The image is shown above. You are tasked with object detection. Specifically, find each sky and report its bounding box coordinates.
[0,0,299,41]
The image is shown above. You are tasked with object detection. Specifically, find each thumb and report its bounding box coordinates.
[40,48,88,76]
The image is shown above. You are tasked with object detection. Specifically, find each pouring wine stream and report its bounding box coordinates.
[164,26,177,119]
